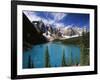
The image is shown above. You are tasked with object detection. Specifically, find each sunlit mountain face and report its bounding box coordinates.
[23,10,90,31]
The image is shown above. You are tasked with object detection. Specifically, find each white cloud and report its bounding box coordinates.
[23,11,54,24]
[51,12,67,22]
[23,11,41,22]
[65,24,73,28]
[43,19,54,25]
[54,23,65,28]
[23,11,67,28]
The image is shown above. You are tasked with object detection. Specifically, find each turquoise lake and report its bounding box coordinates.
[23,42,80,68]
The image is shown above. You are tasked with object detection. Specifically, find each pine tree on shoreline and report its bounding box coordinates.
[45,46,51,67]
[28,55,34,68]
[62,49,66,66]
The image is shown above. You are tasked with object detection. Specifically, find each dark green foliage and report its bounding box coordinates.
[62,32,89,48]
[62,49,66,66]
[28,55,31,68]
[31,61,34,68]
[68,48,73,66]
[80,46,89,66]
[75,52,79,66]
[45,46,51,67]
[61,32,89,66]
[80,32,90,66]
[28,55,34,68]
[80,32,89,48]
[62,37,81,45]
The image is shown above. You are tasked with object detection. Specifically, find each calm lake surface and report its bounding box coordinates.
[23,42,80,68]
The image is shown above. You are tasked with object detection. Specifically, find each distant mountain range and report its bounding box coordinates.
[23,12,88,50]
[63,26,87,36]
[31,20,88,37]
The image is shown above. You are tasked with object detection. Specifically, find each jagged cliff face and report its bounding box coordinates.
[23,13,48,51]
[63,26,87,37]
[32,20,46,33]
[64,28,80,36]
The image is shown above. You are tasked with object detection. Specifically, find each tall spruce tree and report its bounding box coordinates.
[80,29,89,66]
[31,61,34,68]
[28,55,34,68]
[28,55,31,68]
[62,49,66,66]
[75,52,79,66]
[45,46,51,67]
[69,48,73,66]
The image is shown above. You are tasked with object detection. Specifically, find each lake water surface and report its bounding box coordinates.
[23,42,80,68]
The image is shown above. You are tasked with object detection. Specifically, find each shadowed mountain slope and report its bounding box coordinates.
[23,13,48,51]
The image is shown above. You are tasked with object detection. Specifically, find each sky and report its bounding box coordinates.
[23,10,90,30]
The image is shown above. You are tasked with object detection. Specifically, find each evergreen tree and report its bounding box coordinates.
[80,29,89,66]
[45,46,51,67]
[62,49,66,66]
[28,55,34,68]
[69,48,73,66]
[81,30,87,47]
[75,52,79,66]
[28,55,31,68]
[80,47,89,66]
[31,61,34,68]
